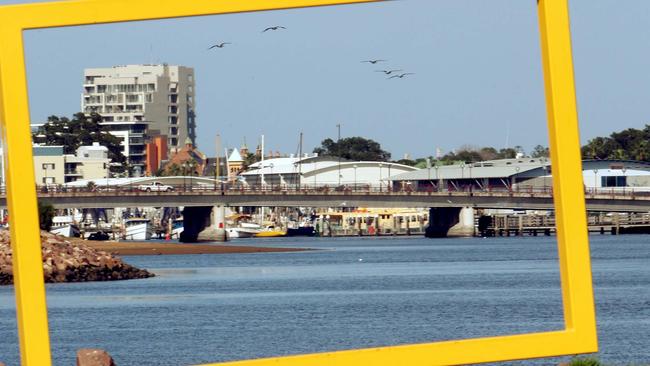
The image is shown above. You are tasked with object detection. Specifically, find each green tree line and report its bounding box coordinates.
[32,113,127,173]
[581,125,650,161]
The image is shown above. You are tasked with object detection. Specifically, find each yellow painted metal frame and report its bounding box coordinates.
[0,0,597,365]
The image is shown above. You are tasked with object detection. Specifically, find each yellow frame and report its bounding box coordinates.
[0,1,597,365]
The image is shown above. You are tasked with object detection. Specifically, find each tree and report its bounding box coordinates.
[394,158,417,167]
[497,148,518,159]
[33,112,127,173]
[581,125,650,162]
[478,147,499,161]
[38,202,55,231]
[161,163,183,176]
[243,152,260,170]
[531,145,550,158]
[313,137,391,161]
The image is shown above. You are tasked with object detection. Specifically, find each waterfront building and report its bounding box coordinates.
[163,138,207,176]
[240,154,417,188]
[32,143,111,185]
[145,135,168,176]
[388,158,650,193]
[227,148,244,181]
[81,64,196,171]
[63,142,111,183]
[33,145,65,185]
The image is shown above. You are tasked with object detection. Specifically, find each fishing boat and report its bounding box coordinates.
[49,214,81,237]
[50,224,81,238]
[286,226,316,237]
[226,227,258,238]
[170,219,184,238]
[123,218,152,240]
[286,218,316,237]
[254,226,287,237]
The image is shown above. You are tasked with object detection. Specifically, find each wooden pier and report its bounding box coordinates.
[479,212,650,237]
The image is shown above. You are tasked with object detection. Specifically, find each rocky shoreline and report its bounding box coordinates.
[0,230,154,286]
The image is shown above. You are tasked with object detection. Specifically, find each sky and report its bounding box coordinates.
[2,0,649,159]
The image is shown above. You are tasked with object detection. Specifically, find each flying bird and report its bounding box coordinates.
[375,69,402,75]
[388,73,415,79]
[208,42,231,50]
[263,26,286,32]
[361,59,386,64]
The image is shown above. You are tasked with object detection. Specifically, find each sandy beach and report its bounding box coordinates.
[79,239,309,256]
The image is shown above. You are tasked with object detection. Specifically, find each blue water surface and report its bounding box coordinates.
[1,235,649,365]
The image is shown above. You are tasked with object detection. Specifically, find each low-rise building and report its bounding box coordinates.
[240,154,417,188]
[33,146,65,185]
[63,142,111,183]
[32,143,111,185]
[388,158,650,193]
[162,138,207,176]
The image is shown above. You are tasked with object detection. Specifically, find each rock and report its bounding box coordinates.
[0,230,154,285]
[76,348,116,366]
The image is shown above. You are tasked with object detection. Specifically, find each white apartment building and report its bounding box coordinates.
[81,64,196,170]
[64,142,111,184]
[30,144,110,185]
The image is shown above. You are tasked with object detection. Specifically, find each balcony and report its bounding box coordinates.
[64,169,82,176]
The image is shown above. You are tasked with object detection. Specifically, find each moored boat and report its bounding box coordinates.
[123,218,152,240]
[255,227,287,237]
[50,224,81,238]
[286,226,316,237]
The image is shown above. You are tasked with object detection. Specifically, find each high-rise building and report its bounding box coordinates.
[81,64,196,171]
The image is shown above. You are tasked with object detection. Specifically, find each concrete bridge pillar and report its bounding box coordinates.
[180,206,228,242]
[425,206,475,238]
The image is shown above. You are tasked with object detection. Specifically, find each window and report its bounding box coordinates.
[42,163,55,170]
[169,116,178,125]
[42,177,55,184]
[169,106,178,114]
[169,94,178,103]
[601,176,627,187]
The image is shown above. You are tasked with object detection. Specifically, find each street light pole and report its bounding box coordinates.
[213,162,217,191]
[337,123,341,187]
[434,164,439,192]
[183,162,188,191]
[379,162,383,193]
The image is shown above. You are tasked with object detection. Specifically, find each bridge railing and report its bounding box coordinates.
[18,182,650,200]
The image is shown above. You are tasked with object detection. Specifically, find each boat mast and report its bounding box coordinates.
[298,131,303,190]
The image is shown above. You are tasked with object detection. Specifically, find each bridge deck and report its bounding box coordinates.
[1,186,648,211]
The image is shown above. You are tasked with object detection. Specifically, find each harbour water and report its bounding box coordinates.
[1,235,649,366]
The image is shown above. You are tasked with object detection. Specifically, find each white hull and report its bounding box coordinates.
[50,224,80,238]
[226,228,257,238]
[124,222,152,240]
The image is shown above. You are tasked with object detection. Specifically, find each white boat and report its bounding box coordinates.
[171,219,184,238]
[226,227,259,238]
[123,218,152,240]
[240,222,263,230]
[50,224,81,238]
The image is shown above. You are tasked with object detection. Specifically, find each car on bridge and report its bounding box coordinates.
[137,182,174,192]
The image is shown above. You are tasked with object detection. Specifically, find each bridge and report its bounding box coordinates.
[8,185,650,212]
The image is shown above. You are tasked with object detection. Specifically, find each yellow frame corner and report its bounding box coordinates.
[0,1,597,365]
